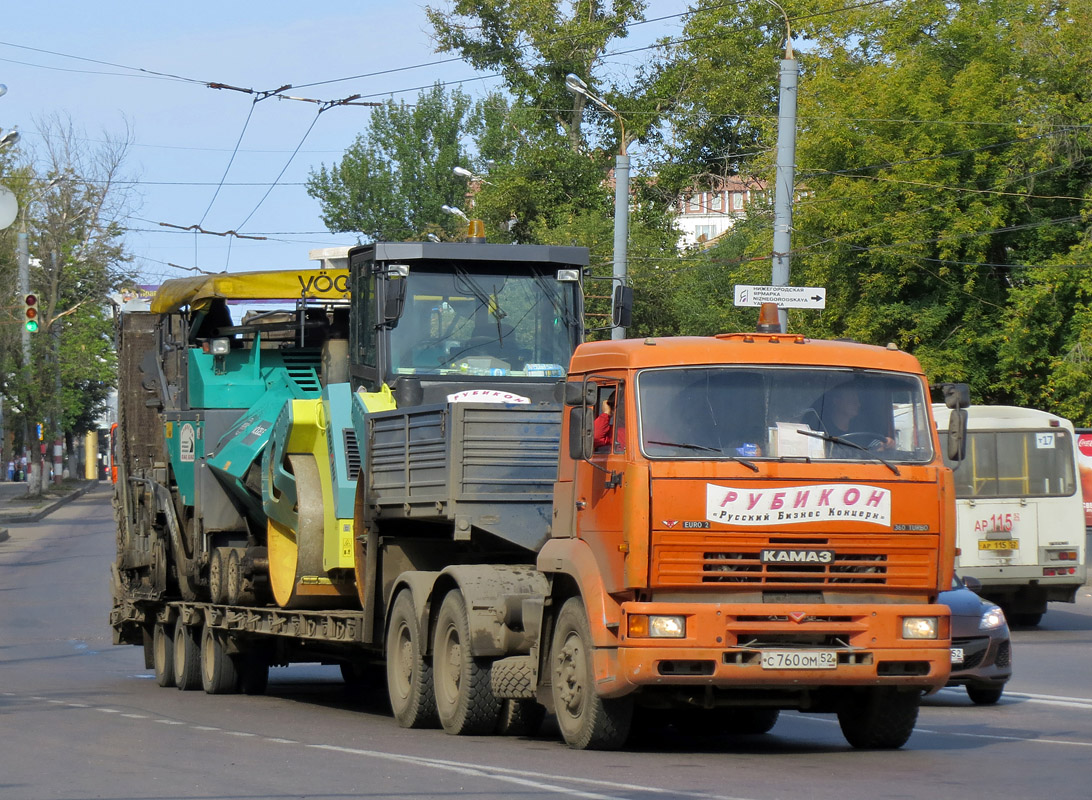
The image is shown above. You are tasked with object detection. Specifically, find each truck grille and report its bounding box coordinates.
[652,532,938,589]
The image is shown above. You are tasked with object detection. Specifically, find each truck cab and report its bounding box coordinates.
[542,332,962,748]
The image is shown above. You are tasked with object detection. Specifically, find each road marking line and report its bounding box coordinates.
[121,713,147,719]
[95,708,121,714]
[154,719,184,725]
[308,744,755,800]
[1003,691,1092,709]
[192,725,220,731]
[265,738,298,744]
[224,731,256,737]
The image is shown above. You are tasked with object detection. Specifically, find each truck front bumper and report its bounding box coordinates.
[590,600,951,699]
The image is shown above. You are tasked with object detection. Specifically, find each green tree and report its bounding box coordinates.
[650,0,1092,412]
[307,84,479,241]
[3,114,134,484]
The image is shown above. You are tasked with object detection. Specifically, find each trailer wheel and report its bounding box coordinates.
[385,590,438,728]
[172,617,201,691]
[433,591,501,735]
[200,626,239,694]
[551,597,633,750]
[152,622,175,688]
[209,549,228,605]
[837,687,919,749]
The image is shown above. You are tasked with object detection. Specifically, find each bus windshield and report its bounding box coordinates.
[942,429,1077,498]
[389,266,580,379]
[637,366,934,463]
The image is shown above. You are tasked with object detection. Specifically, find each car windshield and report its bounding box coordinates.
[389,266,579,379]
[637,366,934,463]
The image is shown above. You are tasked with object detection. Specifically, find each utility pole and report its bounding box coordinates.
[770,27,799,333]
[565,74,629,340]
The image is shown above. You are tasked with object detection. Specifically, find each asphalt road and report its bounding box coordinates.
[2,486,1092,800]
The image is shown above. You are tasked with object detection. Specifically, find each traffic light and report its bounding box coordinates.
[23,293,38,333]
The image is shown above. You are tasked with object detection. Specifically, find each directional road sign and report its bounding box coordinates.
[733,284,826,309]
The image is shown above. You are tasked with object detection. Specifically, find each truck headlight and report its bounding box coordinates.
[209,338,231,355]
[628,614,686,638]
[902,617,939,639]
[979,605,1006,631]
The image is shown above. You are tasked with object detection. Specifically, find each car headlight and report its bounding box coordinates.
[979,605,1006,631]
[902,616,939,639]
[628,614,686,638]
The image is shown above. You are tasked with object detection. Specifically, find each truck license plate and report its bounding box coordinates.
[760,650,837,670]
[950,647,964,664]
[978,539,1018,550]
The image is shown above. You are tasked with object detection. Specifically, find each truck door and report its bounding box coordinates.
[580,378,630,594]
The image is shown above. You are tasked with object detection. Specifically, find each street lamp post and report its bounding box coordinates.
[565,73,629,341]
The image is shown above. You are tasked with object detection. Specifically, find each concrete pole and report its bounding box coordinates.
[770,56,799,333]
[611,153,630,341]
[17,223,29,365]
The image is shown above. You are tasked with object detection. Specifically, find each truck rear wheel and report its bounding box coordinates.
[551,597,633,750]
[173,617,201,690]
[201,626,239,694]
[153,622,175,688]
[433,590,501,735]
[385,590,438,728]
[837,687,919,749]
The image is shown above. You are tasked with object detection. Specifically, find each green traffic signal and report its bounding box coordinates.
[23,292,38,333]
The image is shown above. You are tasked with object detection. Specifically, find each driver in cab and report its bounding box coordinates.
[811,382,894,451]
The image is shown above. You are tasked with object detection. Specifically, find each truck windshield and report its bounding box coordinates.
[941,429,1076,498]
[389,266,580,378]
[637,366,934,463]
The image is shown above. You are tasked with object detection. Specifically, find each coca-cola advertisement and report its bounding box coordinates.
[1076,430,1092,527]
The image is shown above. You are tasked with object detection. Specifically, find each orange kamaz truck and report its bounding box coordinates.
[529,322,968,748]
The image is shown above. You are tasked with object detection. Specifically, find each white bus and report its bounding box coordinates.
[933,405,1086,626]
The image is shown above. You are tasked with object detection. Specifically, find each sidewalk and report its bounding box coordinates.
[0,479,103,542]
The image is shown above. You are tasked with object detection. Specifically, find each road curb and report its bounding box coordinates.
[0,481,101,525]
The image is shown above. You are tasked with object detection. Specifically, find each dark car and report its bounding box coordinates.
[939,574,1012,704]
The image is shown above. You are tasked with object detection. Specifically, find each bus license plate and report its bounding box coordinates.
[950,647,964,664]
[760,650,837,670]
[979,539,1018,551]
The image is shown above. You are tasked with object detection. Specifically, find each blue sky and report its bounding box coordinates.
[1,2,686,283]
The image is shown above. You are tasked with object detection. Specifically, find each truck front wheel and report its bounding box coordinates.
[385,590,438,728]
[837,687,919,749]
[433,591,501,735]
[550,597,633,750]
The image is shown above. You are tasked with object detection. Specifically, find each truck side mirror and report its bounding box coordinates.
[383,265,409,328]
[941,383,970,410]
[563,381,596,407]
[947,408,969,462]
[612,285,633,328]
[568,406,594,460]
